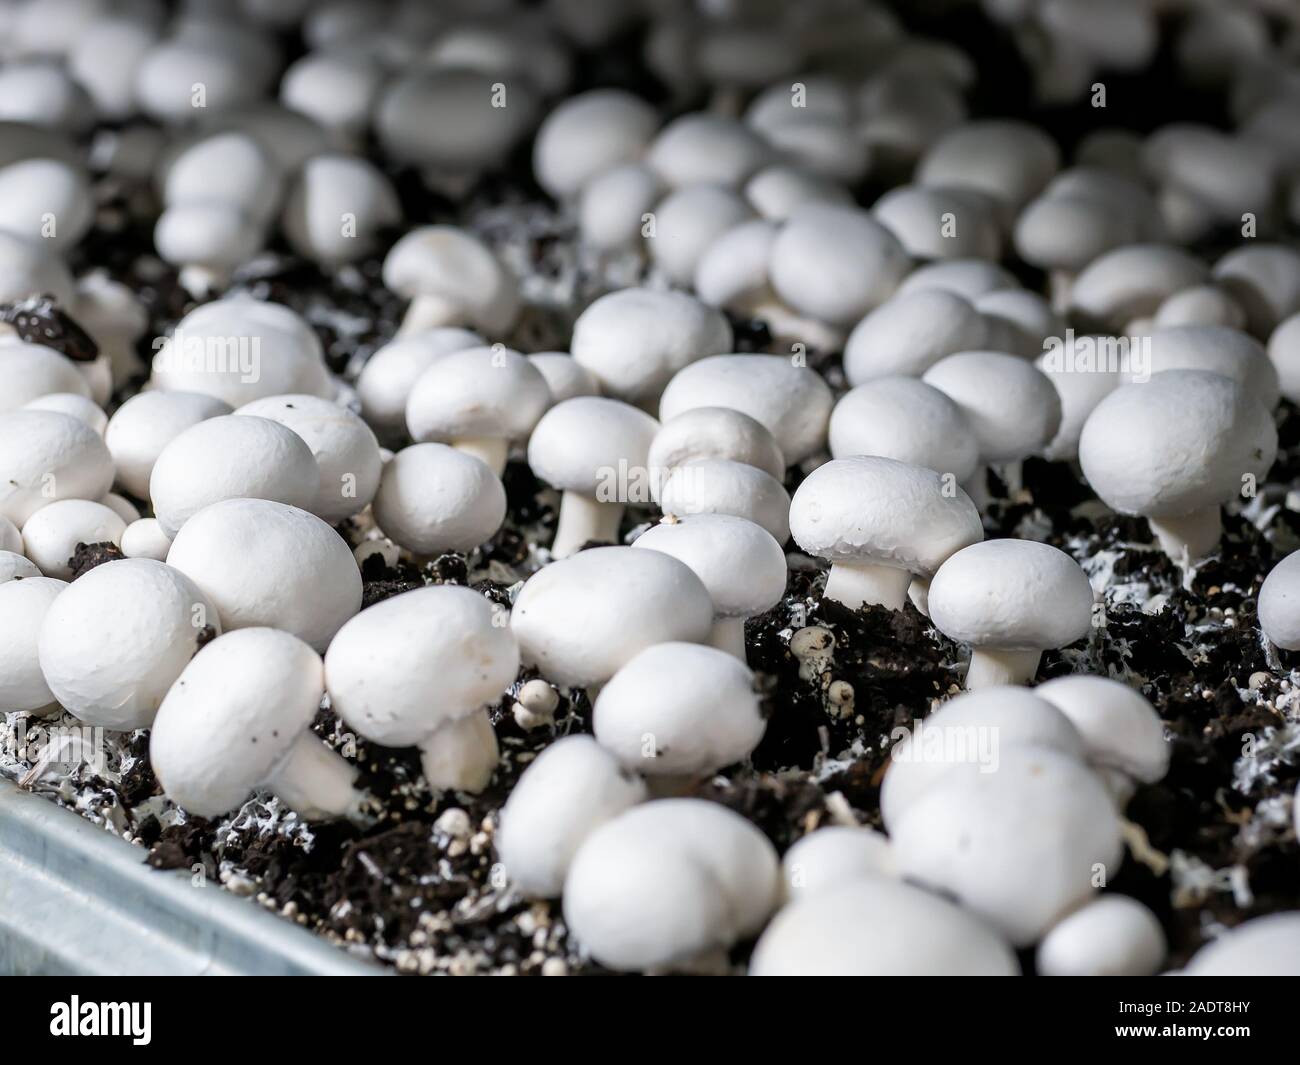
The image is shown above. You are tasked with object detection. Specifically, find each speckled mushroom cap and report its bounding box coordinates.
[1257,550,1300,651]
[647,407,786,484]
[929,539,1094,652]
[563,798,781,972]
[570,288,733,404]
[355,327,483,437]
[767,203,910,326]
[325,584,519,747]
[880,686,1085,829]
[405,346,551,445]
[151,297,332,406]
[104,390,232,500]
[658,354,833,464]
[633,514,787,619]
[872,184,1002,261]
[916,119,1061,219]
[527,396,658,497]
[166,498,361,652]
[659,459,791,544]
[1068,244,1209,330]
[38,558,218,731]
[645,112,772,189]
[1079,369,1277,520]
[532,88,659,199]
[1140,325,1279,409]
[511,546,714,689]
[150,628,325,818]
[496,734,647,898]
[828,377,980,482]
[922,351,1062,464]
[0,410,114,526]
[842,288,988,385]
[1035,674,1170,784]
[1180,913,1300,976]
[381,226,520,335]
[789,457,983,577]
[892,745,1124,946]
[0,575,67,712]
[750,876,1019,976]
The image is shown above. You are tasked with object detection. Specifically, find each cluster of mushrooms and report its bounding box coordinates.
[1,0,1300,976]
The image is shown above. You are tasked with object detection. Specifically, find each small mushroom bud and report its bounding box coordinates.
[0,576,67,713]
[0,550,40,583]
[356,327,483,440]
[1036,896,1166,977]
[780,827,896,899]
[21,499,125,578]
[135,27,276,125]
[104,391,232,500]
[325,585,519,794]
[120,518,172,562]
[842,288,988,384]
[1257,550,1300,652]
[496,735,647,898]
[151,628,366,821]
[0,410,114,526]
[372,443,506,557]
[382,226,520,337]
[1270,312,1300,405]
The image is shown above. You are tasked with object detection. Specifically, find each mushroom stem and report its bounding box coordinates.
[419,708,499,793]
[265,732,368,821]
[178,263,232,300]
[964,648,1043,688]
[708,615,748,660]
[908,577,931,617]
[1001,459,1024,496]
[961,467,993,510]
[397,293,464,336]
[452,436,509,475]
[551,491,624,557]
[1147,508,1222,564]
[1048,269,1075,313]
[822,561,913,611]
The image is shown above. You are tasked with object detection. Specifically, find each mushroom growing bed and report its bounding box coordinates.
[2,0,1300,977]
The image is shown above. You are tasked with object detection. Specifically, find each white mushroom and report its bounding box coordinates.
[495,735,647,898]
[1034,334,1121,463]
[280,49,387,149]
[20,499,125,578]
[1036,895,1166,976]
[1139,325,1279,409]
[1212,243,1300,338]
[842,288,988,385]
[647,407,786,489]
[577,162,662,251]
[282,154,400,267]
[382,226,520,338]
[659,458,791,544]
[917,119,1060,223]
[780,827,896,899]
[1180,913,1300,976]
[532,89,659,200]
[976,288,1064,358]
[151,628,366,821]
[0,550,40,584]
[104,391,232,501]
[23,393,107,436]
[120,517,172,562]
[355,327,483,440]
[646,113,771,190]
[325,585,519,794]
[647,183,754,287]
[1155,285,1246,330]
[0,575,67,713]
[372,443,505,557]
[896,257,1021,302]
[929,539,1094,687]
[1068,244,1209,332]
[1035,674,1170,786]
[0,158,93,250]
[790,456,983,611]
[526,353,601,404]
[0,230,74,305]
[0,410,114,526]
[0,343,91,411]
[872,184,1002,261]
[744,164,852,221]
[1257,550,1300,652]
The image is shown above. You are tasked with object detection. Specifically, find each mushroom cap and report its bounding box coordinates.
[23,392,107,435]
[744,164,853,221]
[279,48,384,138]
[381,226,520,335]
[790,456,983,577]
[1212,243,1300,337]
[325,584,519,747]
[161,131,282,217]
[234,394,382,524]
[594,642,765,776]
[1079,369,1277,519]
[120,517,172,562]
[571,288,733,403]
[917,119,1061,216]
[511,546,714,689]
[768,203,910,326]
[563,798,780,971]
[658,353,832,464]
[1155,285,1246,330]
[0,59,93,134]
[150,628,324,818]
[149,414,320,539]
[166,498,361,652]
[532,88,659,199]
[1034,337,1121,462]
[872,184,1002,261]
[0,342,92,411]
[0,575,67,711]
[0,157,93,249]
[20,499,126,578]
[780,827,896,899]
[496,734,647,898]
[0,229,74,305]
[1140,325,1279,409]
[828,376,980,482]
[1269,311,1300,405]
[648,183,754,286]
[0,515,18,554]
[153,200,262,274]
[752,875,1018,976]
[356,327,483,438]
[104,390,232,500]
[1181,913,1300,976]
[372,443,506,555]
[1036,895,1167,977]
[527,396,658,498]
[38,558,218,731]
[406,345,551,444]
[923,350,1062,464]
[880,685,1086,829]
[1034,674,1169,784]
[0,549,39,583]
[975,289,1064,358]
[1257,550,1300,651]
[648,407,786,485]
[929,539,1094,652]
[0,410,114,526]
[843,288,988,385]
[526,353,601,404]
[892,744,1124,946]
[897,257,1020,302]
[577,162,661,250]
[693,218,777,310]
[1069,244,1209,331]
[1013,191,1144,273]
[282,154,401,265]
[135,33,272,125]
[633,514,786,618]
[197,102,331,175]
[151,297,332,407]
[659,458,791,544]
[646,113,772,189]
